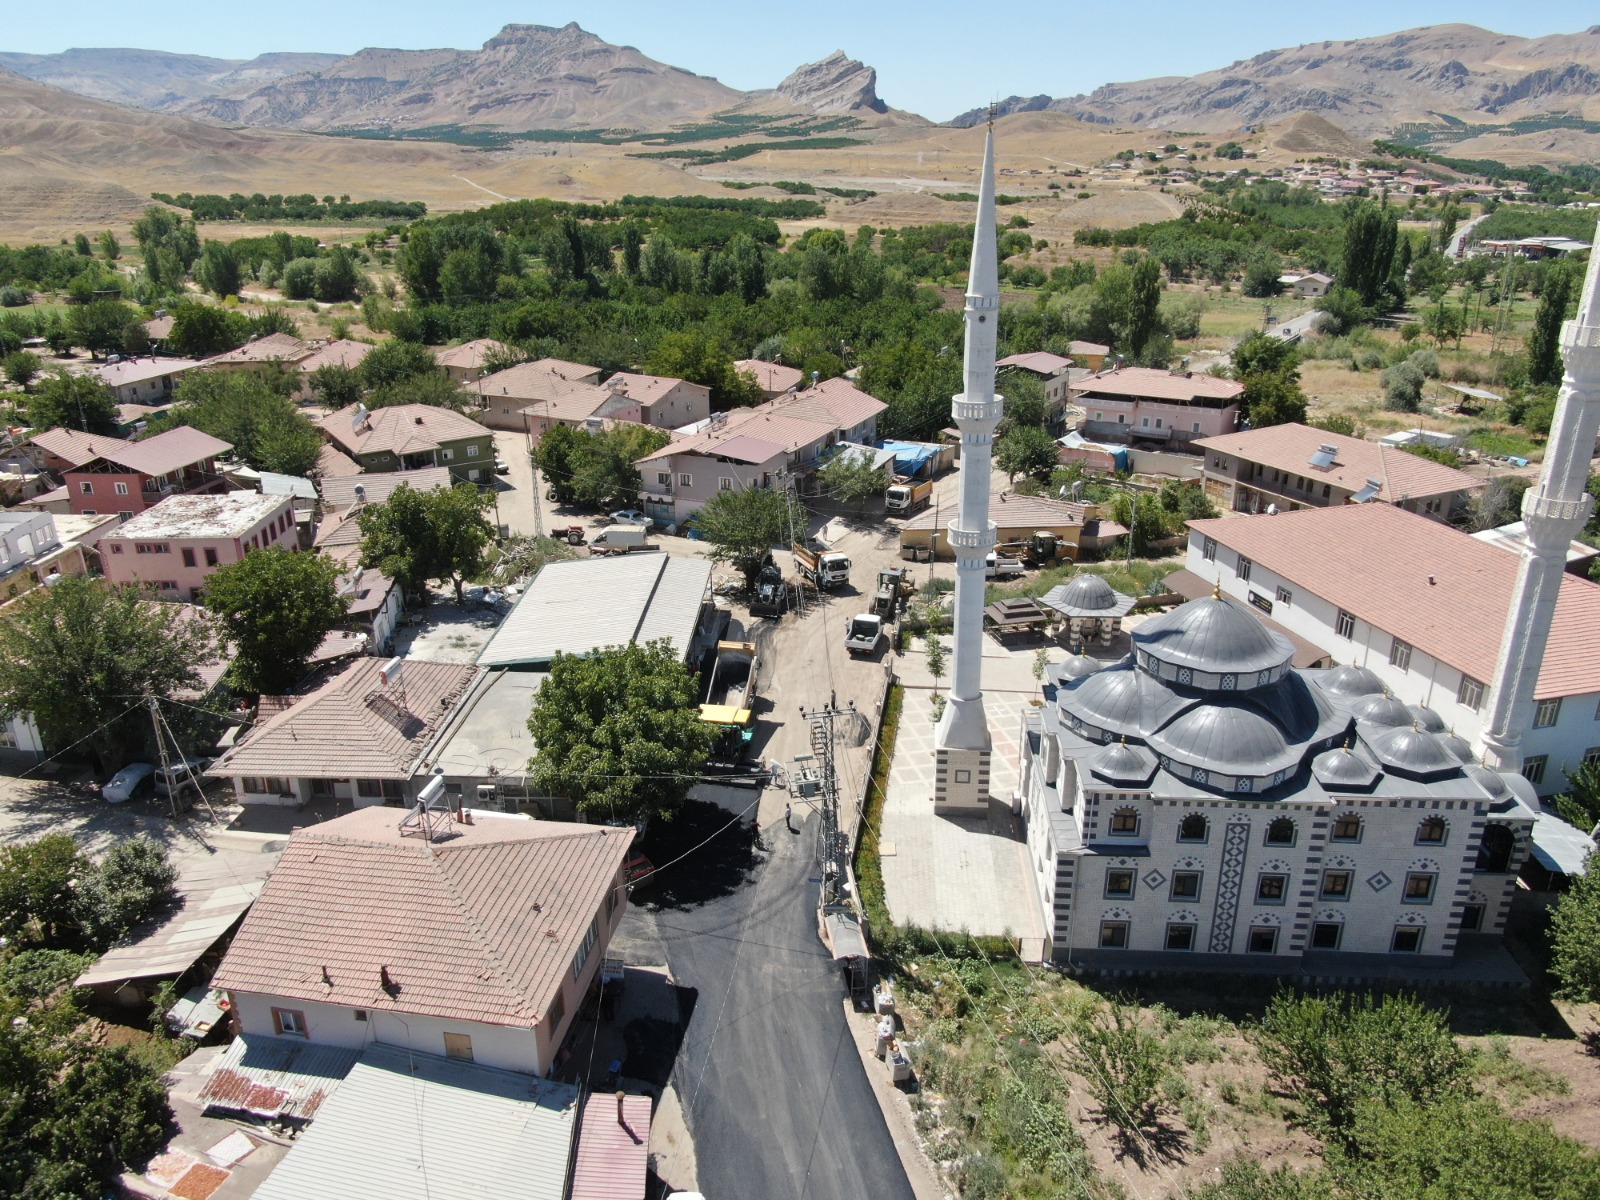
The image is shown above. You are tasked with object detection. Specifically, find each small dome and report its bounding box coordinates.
[1439,732,1475,763]
[1465,764,1509,798]
[1351,692,1413,727]
[1060,653,1100,681]
[1061,573,1117,611]
[1313,745,1381,790]
[1370,725,1461,777]
[1150,703,1291,775]
[1089,740,1158,785]
[1134,596,1294,679]
[1321,664,1386,697]
[1063,667,1144,731]
[1407,705,1446,733]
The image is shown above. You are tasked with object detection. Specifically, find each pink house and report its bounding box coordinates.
[1074,367,1243,446]
[100,492,297,600]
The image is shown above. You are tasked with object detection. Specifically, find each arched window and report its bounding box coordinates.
[1416,816,1447,845]
[1477,825,1514,873]
[1109,807,1140,836]
[1265,817,1297,847]
[1177,813,1208,843]
[1331,813,1363,842]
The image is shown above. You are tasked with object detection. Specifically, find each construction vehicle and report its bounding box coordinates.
[992,530,1061,567]
[749,562,789,617]
[985,551,1025,580]
[554,525,586,546]
[884,476,934,515]
[872,566,915,616]
[792,541,851,590]
[845,614,884,655]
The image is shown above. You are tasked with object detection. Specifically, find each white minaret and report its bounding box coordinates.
[933,123,1003,811]
[1479,227,1600,772]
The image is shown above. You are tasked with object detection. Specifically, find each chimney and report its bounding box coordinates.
[414,416,424,425]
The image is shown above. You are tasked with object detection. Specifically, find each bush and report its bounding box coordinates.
[1407,348,1441,378]
[0,284,30,307]
[82,837,177,945]
[0,948,93,1001]
[1381,361,1426,411]
[280,257,319,300]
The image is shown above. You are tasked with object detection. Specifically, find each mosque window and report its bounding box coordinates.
[1264,817,1296,847]
[1176,813,1208,843]
[1457,676,1484,711]
[1416,817,1447,845]
[1331,813,1363,842]
[1109,807,1140,836]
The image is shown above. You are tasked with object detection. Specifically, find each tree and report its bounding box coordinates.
[1185,1157,1332,1200]
[644,329,764,409]
[427,483,498,601]
[1066,1001,1168,1141]
[565,424,670,510]
[166,300,248,358]
[1241,370,1308,428]
[0,834,97,951]
[1232,331,1298,379]
[1111,492,1167,556]
[923,626,946,697]
[694,486,805,586]
[4,350,41,390]
[313,245,360,302]
[1341,201,1399,309]
[80,837,177,947]
[816,449,886,513]
[1527,264,1575,387]
[0,578,214,771]
[1381,361,1426,411]
[996,371,1047,432]
[533,423,582,506]
[1242,249,1285,298]
[526,639,716,823]
[26,370,119,434]
[995,424,1060,484]
[67,300,140,359]
[202,548,346,693]
[1313,287,1371,336]
[357,483,495,602]
[1467,474,1531,533]
[359,338,440,390]
[308,362,363,409]
[42,1045,174,1191]
[195,242,241,298]
[1549,849,1600,1002]
[1310,413,1363,438]
[168,368,322,477]
[1554,759,1600,834]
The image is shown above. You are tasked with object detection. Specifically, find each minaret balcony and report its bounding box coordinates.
[953,397,1004,423]
[1560,321,1600,352]
[947,523,997,550]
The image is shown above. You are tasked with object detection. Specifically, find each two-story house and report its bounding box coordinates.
[319,404,496,484]
[63,426,234,519]
[1185,503,1600,794]
[210,805,634,1077]
[100,492,297,600]
[1194,423,1482,521]
[432,339,513,384]
[1076,367,1243,447]
[604,372,711,430]
[92,357,202,405]
[203,332,314,373]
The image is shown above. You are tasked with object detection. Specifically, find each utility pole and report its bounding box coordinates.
[801,699,853,904]
[147,696,178,820]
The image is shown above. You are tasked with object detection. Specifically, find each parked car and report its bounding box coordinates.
[609,509,654,529]
[102,763,155,804]
[155,757,211,799]
[493,457,510,474]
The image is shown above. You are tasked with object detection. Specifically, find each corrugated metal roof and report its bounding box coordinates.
[477,555,711,668]
[199,1034,360,1121]
[252,1046,578,1200]
[1529,810,1597,878]
[570,1093,651,1200]
[76,881,263,987]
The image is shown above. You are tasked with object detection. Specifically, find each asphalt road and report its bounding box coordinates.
[614,805,915,1200]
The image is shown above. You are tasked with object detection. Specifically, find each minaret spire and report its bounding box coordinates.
[932,122,1004,811]
[1479,227,1600,772]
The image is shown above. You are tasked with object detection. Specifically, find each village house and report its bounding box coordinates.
[202,332,314,373]
[1075,366,1243,447]
[1194,423,1481,521]
[431,338,514,384]
[57,426,233,519]
[473,359,634,437]
[1277,272,1334,299]
[734,359,805,399]
[1185,503,1600,794]
[100,492,297,601]
[1066,340,1111,372]
[997,351,1077,429]
[91,357,202,405]
[209,803,634,1078]
[898,492,1098,563]
[604,371,711,430]
[319,404,495,484]
[0,510,117,606]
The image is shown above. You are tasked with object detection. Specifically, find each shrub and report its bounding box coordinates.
[1381,361,1426,411]
[1407,348,1441,378]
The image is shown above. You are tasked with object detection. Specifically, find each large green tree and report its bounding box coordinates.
[194,242,241,298]
[0,832,176,954]
[0,578,214,770]
[1527,263,1575,387]
[167,367,323,476]
[165,300,247,358]
[644,329,765,409]
[995,423,1060,484]
[815,448,887,513]
[359,338,440,390]
[357,482,495,602]
[693,485,805,586]
[527,638,716,823]
[67,300,142,360]
[26,370,119,434]
[202,548,347,693]
[1340,201,1399,309]
[1548,848,1600,1002]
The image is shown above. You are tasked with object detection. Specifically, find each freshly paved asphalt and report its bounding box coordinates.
[614,804,915,1200]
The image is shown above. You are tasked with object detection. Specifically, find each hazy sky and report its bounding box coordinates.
[6,1,1587,121]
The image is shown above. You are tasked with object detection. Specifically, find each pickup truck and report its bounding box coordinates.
[793,541,850,589]
[884,477,934,515]
[985,552,1025,580]
[845,614,884,655]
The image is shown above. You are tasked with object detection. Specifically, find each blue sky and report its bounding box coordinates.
[7,1,1587,122]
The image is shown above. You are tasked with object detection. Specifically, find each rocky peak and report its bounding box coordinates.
[775,50,886,114]
[481,23,592,52]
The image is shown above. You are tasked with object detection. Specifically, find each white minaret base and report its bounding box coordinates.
[934,696,992,812]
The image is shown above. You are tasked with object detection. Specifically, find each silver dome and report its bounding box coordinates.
[1465,764,1509,798]
[1060,653,1100,681]
[1312,745,1381,790]
[1407,705,1446,733]
[1439,732,1475,763]
[1351,692,1413,728]
[1060,664,1186,736]
[1133,596,1294,679]
[1062,574,1117,611]
[1321,664,1386,697]
[1369,725,1461,777]
[1148,703,1294,776]
[1088,740,1159,785]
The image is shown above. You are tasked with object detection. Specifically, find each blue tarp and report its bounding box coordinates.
[879,440,940,479]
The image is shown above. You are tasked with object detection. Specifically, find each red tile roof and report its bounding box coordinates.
[1187,503,1600,699]
[1194,423,1480,502]
[997,351,1074,375]
[431,338,513,370]
[320,404,484,459]
[296,339,373,373]
[606,372,697,408]
[212,806,634,1027]
[90,426,232,477]
[734,359,804,393]
[28,427,111,468]
[902,492,1090,531]
[205,333,312,365]
[1077,366,1244,403]
[316,445,362,478]
[766,377,887,431]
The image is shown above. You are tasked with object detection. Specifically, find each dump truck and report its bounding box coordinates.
[845,614,884,655]
[792,541,851,590]
[872,566,915,616]
[699,640,758,754]
[884,477,934,515]
[749,562,789,617]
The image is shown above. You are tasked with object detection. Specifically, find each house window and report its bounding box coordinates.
[182,548,196,568]
[1477,825,1515,873]
[1404,873,1436,904]
[441,448,454,461]
[1104,868,1136,899]
[356,779,404,800]
[1255,874,1288,904]
[1275,586,1292,606]
[1389,639,1413,671]
[1522,755,1548,786]
[1155,418,1163,429]
[1416,817,1447,845]
[443,1033,474,1061]
[1165,923,1196,951]
[110,544,123,554]
[204,547,219,567]
[466,444,479,457]
[272,1007,307,1037]
[1247,926,1279,954]
[1310,922,1343,949]
[1237,556,1252,582]
[1586,747,1600,769]
[1099,921,1129,949]
[1117,414,1125,424]
[1320,870,1352,900]
[1202,537,1217,562]
[1331,813,1363,842]
[1264,817,1296,847]
[1534,698,1562,728]
[1460,904,1484,932]
[572,918,599,979]
[1170,871,1202,901]
[79,482,93,495]
[719,478,735,491]
[657,472,671,487]
[114,482,129,496]
[678,474,693,488]
[1109,807,1140,836]
[1177,813,1208,843]
[468,469,480,481]
[1457,676,1484,711]
[353,1009,367,1022]
[1391,926,1423,954]
[157,581,179,592]
[1192,422,1201,434]
[546,987,566,1031]
[1322,483,1331,498]
[1335,609,1355,639]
